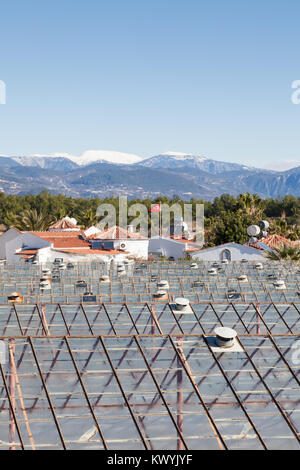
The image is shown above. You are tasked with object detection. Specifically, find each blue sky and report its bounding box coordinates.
[0,0,300,169]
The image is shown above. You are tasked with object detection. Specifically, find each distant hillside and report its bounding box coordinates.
[0,152,299,199]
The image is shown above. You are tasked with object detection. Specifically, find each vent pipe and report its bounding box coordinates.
[174,297,190,311]
[214,327,237,349]
[157,280,169,290]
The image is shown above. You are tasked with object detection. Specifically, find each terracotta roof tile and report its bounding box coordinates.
[16,249,38,255]
[28,231,90,248]
[49,218,79,230]
[54,248,127,255]
[247,234,297,251]
[89,226,145,240]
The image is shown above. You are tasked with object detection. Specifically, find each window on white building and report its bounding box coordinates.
[221,249,231,261]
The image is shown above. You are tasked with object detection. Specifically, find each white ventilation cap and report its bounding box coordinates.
[208,268,217,275]
[175,297,190,311]
[214,327,237,348]
[8,292,20,297]
[154,291,167,297]
[157,280,169,288]
[274,280,286,289]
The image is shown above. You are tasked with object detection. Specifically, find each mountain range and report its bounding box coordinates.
[0,150,299,200]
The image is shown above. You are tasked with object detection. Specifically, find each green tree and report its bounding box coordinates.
[20,209,54,231]
[78,209,99,228]
[265,244,300,261]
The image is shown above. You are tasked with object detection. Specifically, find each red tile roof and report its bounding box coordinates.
[54,248,127,255]
[25,231,128,254]
[16,249,38,255]
[29,231,85,238]
[89,226,146,240]
[247,234,298,251]
[29,231,90,249]
[49,218,79,230]
[261,234,294,249]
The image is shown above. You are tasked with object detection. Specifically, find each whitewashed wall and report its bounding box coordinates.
[37,247,127,264]
[113,239,149,260]
[0,228,22,260]
[5,232,50,263]
[148,237,187,260]
[191,243,266,261]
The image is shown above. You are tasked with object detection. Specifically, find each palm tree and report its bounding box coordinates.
[265,243,300,261]
[3,211,22,228]
[20,209,54,231]
[238,193,264,218]
[79,209,99,228]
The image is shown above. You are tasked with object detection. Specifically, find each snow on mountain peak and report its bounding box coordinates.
[160,151,208,162]
[67,150,143,166]
[8,150,143,167]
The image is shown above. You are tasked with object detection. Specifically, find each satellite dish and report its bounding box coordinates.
[259,220,269,230]
[247,225,260,237]
[262,231,268,238]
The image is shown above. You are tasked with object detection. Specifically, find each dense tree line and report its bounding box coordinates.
[0,191,299,246]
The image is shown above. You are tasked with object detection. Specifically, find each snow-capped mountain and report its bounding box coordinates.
[66,150,143,166]
[4,150,143,168]
[139,151,259,174]
[0,148,296,200]
[9,155,78,171]
[1,150,268,174]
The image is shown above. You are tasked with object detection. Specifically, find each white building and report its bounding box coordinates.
[87,226,149,260]
[190,242,266,262]
[0,226,129,264]
[0,228,50,263]
[148,236,202,261]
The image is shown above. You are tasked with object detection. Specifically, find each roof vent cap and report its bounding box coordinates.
[208,268,217,275]
[154,290,168,299]
[175,297,190,311]
[157,280,169,289]
[273,279,286,289]
[214,327,237,348]
[193,280,204,287]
